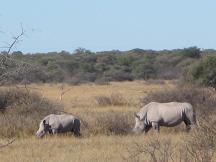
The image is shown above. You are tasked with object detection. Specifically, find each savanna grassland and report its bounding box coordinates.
[0,81,214,162]
[0,80,194,162]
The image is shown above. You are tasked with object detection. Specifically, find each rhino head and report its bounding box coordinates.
[133,113,146,134]
[36,120,51,138]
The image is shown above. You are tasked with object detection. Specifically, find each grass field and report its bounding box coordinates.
[0,81,206,162]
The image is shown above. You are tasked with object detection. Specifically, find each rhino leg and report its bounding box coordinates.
[74,130,81,137]
[51,129,58,134]
[72,126,81,137]
[152,122,160,133]
[183,118,192,132]
[144,125,152,134]
[48,129,52,134]
[72,119,81,137]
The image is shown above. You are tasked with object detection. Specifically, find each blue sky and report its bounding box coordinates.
[0,0,215,53]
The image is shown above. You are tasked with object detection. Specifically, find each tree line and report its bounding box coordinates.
[1,47,216,88]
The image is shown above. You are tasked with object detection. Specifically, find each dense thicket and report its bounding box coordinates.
[183,55,216,88]
[1,47,215,86]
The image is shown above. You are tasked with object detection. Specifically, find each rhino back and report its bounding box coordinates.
[48,114,78,132]
[146,102,193,126]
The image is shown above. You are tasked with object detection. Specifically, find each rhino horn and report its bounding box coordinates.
[134,113,141,120]
[43,120,48,126]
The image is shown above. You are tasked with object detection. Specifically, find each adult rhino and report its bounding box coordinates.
[133,102,197,134]
[36,114,81,138]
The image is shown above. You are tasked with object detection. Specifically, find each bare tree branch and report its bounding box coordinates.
[0,24,47,85]
[6,24,24,56]
[0,138,16,149]
[59,84,73,101]
[0,24,25,75]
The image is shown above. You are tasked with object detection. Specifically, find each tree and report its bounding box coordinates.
[180,47,201,58]
[0,25,25,84]
[132,58,156,79]
[0,25,48,84]
[184,55,216,88]
[74,47,94,55]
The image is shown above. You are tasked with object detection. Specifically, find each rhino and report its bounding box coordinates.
[36,114,81,138]
[133,102,197,134]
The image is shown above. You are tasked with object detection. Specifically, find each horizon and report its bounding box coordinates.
[1,0,216,53]
[0,46,216,54]
[2,46,215,55]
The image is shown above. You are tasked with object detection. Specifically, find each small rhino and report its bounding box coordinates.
[36,114,81,138]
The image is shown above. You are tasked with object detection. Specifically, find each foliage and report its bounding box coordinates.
[180,47,201,58]
[183,55,216,88]
[132,56,156,79]
[0,47,205,84]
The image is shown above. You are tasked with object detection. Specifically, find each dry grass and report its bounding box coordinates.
[1,80,212,162]
[0,134,186,162]
[95,93,130,106]
[0,88,61,138]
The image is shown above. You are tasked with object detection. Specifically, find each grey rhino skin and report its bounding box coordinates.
[133,102,197,134]
[36,114,81,138]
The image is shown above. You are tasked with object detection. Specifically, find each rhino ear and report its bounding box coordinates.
[134,113,141,120]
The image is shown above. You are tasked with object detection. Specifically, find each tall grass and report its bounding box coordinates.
[95,93,130,106]
[76,110,133,137]
[0,88,61,138]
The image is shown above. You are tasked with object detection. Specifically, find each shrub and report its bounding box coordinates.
[0,88,61,138]
[126,138,176,162]
[103,66,134,81]
[180,47,201,58]
[85,112,133,136]
[154,54,185,79]
[132,58,156,80]
[185,117,216,162]
[183,56,216,88]
[116,55,135,66]
[95,93,129,106]
[0,66,49,85]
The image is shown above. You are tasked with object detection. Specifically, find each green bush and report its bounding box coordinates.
[180,47,201,58]
[116,55,135,66]
[184,56,216,88]
[132,57,156,79]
